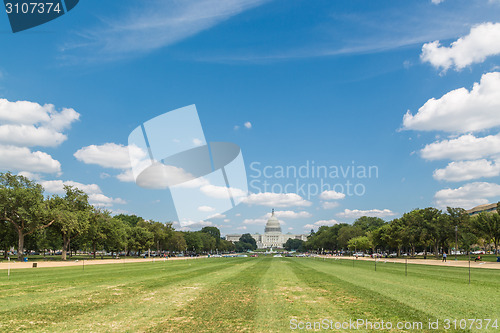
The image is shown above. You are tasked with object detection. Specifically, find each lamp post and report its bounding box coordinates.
[455,225,458,261]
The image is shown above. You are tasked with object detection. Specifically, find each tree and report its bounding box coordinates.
[102,217,128,256]
[137,220,172,253]
[400,210,426,257]
[183,231,203,253]
[199,232,216,252]
[128,226,154,255]
[166,231,187,252]
[348,236,372,252]
[0,172,55,260]
[114,214,143,227]
[239,233,257,250]
[284,238,305,251]
[384,219,404,256]
[370,225,389,252]
[421,207,449,258]
[201,227,221,247]
[0,220,16,258]
[85,208,110,259]
[218,239,235,252]
[234,241,253,252]
[474,212,500,254]
[337,225,364,249]
[353,216,385,232]
[48,186,91,260]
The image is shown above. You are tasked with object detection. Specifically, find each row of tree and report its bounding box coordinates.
[2,172,499,259]
[306,206,500,257]
[0,172,234,260]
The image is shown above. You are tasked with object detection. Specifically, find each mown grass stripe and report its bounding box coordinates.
[150,257,269,333]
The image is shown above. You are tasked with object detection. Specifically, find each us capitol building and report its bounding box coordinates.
[225,209,309,249]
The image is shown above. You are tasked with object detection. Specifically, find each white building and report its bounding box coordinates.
[225,210,309,249]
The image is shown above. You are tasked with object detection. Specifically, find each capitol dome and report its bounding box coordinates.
[264,209,282,233]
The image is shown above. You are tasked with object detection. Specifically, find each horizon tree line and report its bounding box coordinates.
[0,172,234,260]
[1,172,499,259]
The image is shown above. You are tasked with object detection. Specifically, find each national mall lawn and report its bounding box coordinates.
[0,257,498,332]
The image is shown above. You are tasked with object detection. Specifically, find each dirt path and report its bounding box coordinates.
[0,256,205,270]
[320,255,500,269]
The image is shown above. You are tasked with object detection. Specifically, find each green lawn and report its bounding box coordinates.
[0,257,498,332]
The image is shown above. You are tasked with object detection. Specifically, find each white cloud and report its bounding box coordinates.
[200,184,247,199]
[242,217,267,225]
[40,179,126,207]
[207,213,226,219]
[237,226,247,230]
[0,125,67,147]
[134,163,197,189]
[243,192,312,208]
[434,182,500,209]
[0,100,78,148]
[178,219,216,230]
[65,0,269,59]
[321,201,340,210]
[74,143,146,169]
[431,0,445,4]
[304,219,340,230]
[337,209,396,219]
[100,172,111,179]
[319,190,345,200]
[115,169,135,182]
[40,180,102,195]
[403,72,500,133]
[421,22,500,71]
[264,210,312,219]
[234,125,240,130]
[420,133,500,161]
[243,217,285,225]
[0,98,79,131]
[198,205,215,212]
[89,193,127,207]
[242,211,309,226]
[17,171,42,181]
[0,145,61,174]
[174,176,210,189]
[0,98,78,175]
[433,159,500,182]
[244,121,252,129]
[192,138,203,146]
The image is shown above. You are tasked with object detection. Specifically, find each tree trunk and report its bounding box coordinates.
[93,242,96,259]
[61,234,70,261]
[17,229,24,261]
[434,242,439,259]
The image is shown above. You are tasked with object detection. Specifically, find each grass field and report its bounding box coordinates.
[0,257,499,332]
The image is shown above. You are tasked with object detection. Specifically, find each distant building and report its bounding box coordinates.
[225,209,309,249]
[466,203,498,216]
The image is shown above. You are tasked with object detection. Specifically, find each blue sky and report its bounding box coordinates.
[1,0,500,235]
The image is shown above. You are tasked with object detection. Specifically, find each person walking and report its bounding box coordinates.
[442,252,447,262]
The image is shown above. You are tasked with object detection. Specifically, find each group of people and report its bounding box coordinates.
[441,252,485,262]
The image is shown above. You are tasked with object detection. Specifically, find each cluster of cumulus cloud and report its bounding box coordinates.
[0,99,125,207]
[404,21,500,209]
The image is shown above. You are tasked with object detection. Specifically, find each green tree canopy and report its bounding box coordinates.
[0,172,55,260]
[238,233,257,250]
